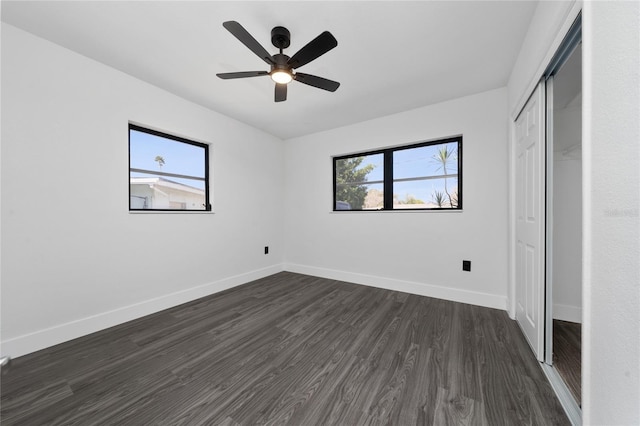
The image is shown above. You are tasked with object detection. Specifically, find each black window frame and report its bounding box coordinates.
[128,123,211,212]
[332,136,463,211]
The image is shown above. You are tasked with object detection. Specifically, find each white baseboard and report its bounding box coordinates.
[1,264,284,358]
[284,263,507,311]
[553,303,582,323]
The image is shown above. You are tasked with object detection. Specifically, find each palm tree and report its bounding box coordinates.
[432,190,447,207]
[154,155,165,171]
[432,146,456,207]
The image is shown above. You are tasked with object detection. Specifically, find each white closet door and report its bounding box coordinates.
[515,81,546,361]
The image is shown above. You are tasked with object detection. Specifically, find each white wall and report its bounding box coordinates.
[283,88,509,310]
[0,24,285,357]
[553,105,582,323]
[583,1,640,424]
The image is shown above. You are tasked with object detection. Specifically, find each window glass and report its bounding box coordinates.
[335,153,383,210]
[129,124,210,211]
[333,137,461,211]
[393,142,459,209]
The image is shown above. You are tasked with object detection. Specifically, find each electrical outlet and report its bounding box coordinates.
[463,260,471,271]
[264,246,269,255]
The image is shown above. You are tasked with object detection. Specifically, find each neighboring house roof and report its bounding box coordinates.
[130,177,204,195]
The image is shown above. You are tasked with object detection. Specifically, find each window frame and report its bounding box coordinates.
[128,123,211,212]
[332,136,463,211]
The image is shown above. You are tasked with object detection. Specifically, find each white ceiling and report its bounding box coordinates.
[2,1,537,140]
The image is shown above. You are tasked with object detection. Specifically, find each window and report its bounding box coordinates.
[129,124,211,211]
[333,136,462,211]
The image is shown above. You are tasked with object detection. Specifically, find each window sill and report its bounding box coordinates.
[129,210,214,214]
[329,209,463,214]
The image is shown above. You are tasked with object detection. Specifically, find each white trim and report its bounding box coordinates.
[128,210,214,214]
[545,76,555,365]
[553,303,583,323]
[581,4,593,415]
[328,209,464,215]
[284,263,507,311]
[541,363,582,425]
[1,264,284,358]
[507,114,517,319]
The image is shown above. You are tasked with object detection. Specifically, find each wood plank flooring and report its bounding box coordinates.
[1,272,569,425]
[553,319,582,406]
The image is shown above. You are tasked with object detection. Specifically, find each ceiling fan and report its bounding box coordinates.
[217,21,340,102]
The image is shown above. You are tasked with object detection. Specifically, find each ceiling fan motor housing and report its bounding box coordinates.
[271,53,291,73]
[271,26,291,49]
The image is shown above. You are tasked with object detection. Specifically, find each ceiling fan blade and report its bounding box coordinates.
[222,21,274,65]
[275,83,287,102]
[287,31,337,69]
[294,73,340,92]
[217,71,269,79]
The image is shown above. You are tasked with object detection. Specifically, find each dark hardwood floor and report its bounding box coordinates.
[553,319,582,406]
[1,272,569,425]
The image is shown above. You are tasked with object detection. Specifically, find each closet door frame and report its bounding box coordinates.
[545,75,555,365]
[543,14,582,367]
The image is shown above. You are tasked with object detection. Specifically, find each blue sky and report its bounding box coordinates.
[129,129,206,190]
[356,142,459,203]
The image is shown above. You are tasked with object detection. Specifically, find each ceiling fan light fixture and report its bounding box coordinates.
[271,70,293,84]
